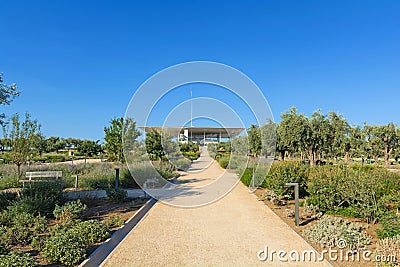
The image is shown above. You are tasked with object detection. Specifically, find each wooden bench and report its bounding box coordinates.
[21,171,62,187]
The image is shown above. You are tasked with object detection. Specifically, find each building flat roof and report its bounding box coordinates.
[138,126,245,139]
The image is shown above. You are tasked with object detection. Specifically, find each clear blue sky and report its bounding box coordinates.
[1,0,399,141]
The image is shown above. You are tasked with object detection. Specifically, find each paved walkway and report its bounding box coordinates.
[102,148,330,266]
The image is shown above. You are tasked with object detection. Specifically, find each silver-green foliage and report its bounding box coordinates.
[303,215,370,251]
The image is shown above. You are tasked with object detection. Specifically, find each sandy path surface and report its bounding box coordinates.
[102,148,330,267]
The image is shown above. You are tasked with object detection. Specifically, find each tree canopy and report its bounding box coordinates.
[0,73,20,126]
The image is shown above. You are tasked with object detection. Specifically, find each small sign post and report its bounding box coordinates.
[115,168,120,188]
[285,182,299,227]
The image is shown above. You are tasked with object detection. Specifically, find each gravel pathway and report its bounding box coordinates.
[102,148,331,266]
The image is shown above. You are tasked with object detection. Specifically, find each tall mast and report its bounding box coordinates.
[190,87,193,127]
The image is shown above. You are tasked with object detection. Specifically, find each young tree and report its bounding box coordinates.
[104,117,140,162]
[8,113,40,176]
[0,73,20,126]
[145,129,164,161]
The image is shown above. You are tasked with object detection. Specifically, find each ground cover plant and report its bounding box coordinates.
[0,182,144,266]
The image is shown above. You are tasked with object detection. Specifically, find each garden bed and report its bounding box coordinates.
[254,189,396,267]
[0,184,148,267]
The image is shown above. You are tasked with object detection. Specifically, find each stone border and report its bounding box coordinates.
[79,197,157,267]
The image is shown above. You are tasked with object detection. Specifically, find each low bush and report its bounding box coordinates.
[217,157,229,169]
[81,176,114,189]
[376,213,400,239]
[0,192,18,212]
[0,241,9,255]
[306,165,400,222]
[263,160,309,198]
[106,188,127,202]
[30,236,47,252]
[19,182,64,216]
[0,226,32,246]
[70,220,110,246]
[240,168,253,187]
[326,206,360,218]
[41,153,67,163]
[120,169,139,188]
[182,151,200,161]
[155,164,177,180]
[0,251,35,267]
[0,208,47,246]
[53,199,87,223]
[303,215,370,250]
[42,230,86,266]
[173,158,191,171]
[44,219,109,266]
[104,215,124,228]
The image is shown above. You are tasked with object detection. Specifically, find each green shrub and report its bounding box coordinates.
[263,161,309,198]
[42,153,67,163]
[49,220,78,236]
[44,219,109,265]
[104,215,124,228]
[0,226,32,246]
[30,236,47,252]
[19,182,64,216]
[376,213,400,239]
[173,158,191,171]
[326,206,360,218]
[53,199,87,223]
[217,157,229,169]
[0,175,19,191]
[307,165,400,222]
[182,151,200,161]
[0,208,46,246]
[0,154,12,164]
[82,176,114,189]
[120,169,139,188]
[0,241,9,255]
[155,164,177,180]
[240,168,253,186]
[70,220,110,246]
[303,215,370,250]
[0,192,18,212]
[106,188,127,202]
[0,251,35,267]
[42,231,86,266]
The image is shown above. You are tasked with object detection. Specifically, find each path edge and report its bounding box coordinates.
[79,197,157,267]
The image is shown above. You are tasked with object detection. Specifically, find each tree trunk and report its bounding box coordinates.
[308,150,315,166]
[344,152,350,163]
[17,164,21,178]
[384,148,392,166]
